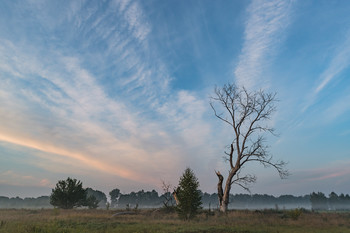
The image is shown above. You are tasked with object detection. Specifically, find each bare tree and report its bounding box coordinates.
[161,180,175,208]
[210,83,288,212]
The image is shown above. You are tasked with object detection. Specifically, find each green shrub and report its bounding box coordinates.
[288,208,302,220]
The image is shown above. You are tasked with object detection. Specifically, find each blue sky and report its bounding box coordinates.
[1,0,350,198]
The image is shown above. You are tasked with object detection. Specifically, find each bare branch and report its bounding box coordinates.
[231,172,257,193]
[229,144,234,169]
[235,182,251,193]
[161,180,174,208]
[210,102,234,127]
[244,158,289,179]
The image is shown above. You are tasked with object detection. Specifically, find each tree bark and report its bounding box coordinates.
[220,202,228,212]
[217,168,237,213]
[215,171,224,205]
[172,189,179,205]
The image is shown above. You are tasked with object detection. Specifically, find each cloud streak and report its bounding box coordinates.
[0,133,142,181]
[314,34,350,95]
[234,0,293,89]
[302,30,350,113]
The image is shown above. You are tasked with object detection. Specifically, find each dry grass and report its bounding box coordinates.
[0,208,349,233]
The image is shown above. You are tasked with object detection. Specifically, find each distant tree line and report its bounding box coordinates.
[0,196,51,209]
[202,193,311,210]
[310,192,350,211]
[1,191,350,210]
[109,188,162,208]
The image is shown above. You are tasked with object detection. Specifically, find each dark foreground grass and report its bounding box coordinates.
[0,208,350,233]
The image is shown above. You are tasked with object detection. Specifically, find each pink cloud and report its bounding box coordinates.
[305,163,350,181]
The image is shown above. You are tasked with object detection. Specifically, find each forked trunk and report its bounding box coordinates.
[216,170,235,213]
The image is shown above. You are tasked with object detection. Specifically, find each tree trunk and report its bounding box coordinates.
[216,170,235,213]
[220,181,231,213]
[219,201,228,212]
[172,190,179,205]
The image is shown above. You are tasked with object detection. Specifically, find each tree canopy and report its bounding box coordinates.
[109,188,121,208]
[50,177,87,209]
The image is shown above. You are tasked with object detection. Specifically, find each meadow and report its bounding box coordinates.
[0,208,350,233]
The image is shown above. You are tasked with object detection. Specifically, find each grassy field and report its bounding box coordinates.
[0,208,350,233]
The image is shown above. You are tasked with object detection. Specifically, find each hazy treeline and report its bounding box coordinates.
[1,190,350,210]
[310,192,350,211]
[205,193,311,210]
[0,196,51,209]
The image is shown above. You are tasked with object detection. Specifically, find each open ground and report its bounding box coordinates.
[0,209,350,233]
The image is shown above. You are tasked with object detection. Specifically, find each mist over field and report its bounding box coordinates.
[3,189,350,212]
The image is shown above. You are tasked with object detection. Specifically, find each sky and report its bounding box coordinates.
[0,0,350,198]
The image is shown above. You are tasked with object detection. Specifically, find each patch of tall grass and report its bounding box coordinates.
[0,209,349,233]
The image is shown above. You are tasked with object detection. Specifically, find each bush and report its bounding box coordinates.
[288,208,302,220]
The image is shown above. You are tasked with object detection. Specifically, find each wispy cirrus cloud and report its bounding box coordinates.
[0,0,215,191]
[314,34,350,95]
[302,31,350,113]
[115,0,151,43]
[0,39,178,184]
[234,0,293,89]
[78,0,171,103]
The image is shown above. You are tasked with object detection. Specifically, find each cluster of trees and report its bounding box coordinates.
[310,192,350,210]
[48,169,203,220]
[109,188,161,208]
[48,178,176,210]
[0,178,109,209]
[50,178,104,209]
